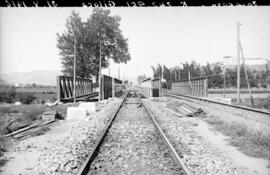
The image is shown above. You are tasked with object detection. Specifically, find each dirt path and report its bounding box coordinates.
[149,97,270,175]
[184,117,270,175]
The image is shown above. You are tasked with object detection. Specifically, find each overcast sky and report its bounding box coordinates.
[0,7,269,82]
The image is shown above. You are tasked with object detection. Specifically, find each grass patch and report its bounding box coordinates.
[231,95,270,111]
[5,108,46,133]
[204,115,270,160]
[32,127,50,137]
[0,107,18,114]
[0,136,10,169]
[0,105,47,135]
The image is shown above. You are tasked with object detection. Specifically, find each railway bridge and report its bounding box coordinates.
[56,74,126,102]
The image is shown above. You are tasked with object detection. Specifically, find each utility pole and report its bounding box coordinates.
[73,34,76,103]
[161,66,163,96]
[223,56,229,98]
[118,66,120,79]
[174,69,177,81]
[108,58,110,77]
[99,40,102,101]
[170,69,172,89]
[188,71,191,87]
[223,56,227,98]
[239,42,255,106]
[237,22,241,104]
[161,66,163,80]
[223,70,226,98]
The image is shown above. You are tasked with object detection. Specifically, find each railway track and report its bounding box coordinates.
[77,90,190,175]
[164,91,270,116]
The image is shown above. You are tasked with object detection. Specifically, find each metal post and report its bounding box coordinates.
[237,22,241,104]
[73,38,76,103]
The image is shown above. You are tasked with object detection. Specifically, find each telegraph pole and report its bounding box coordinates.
[239,42,255,106]
[118,66,120,79]
[237,22,241,104]
[99,40,102,101]
[161,66,163,80]
[73,34,76,103]
[223,57,227,98]
[223,69,226,98]
[108,58,111,77]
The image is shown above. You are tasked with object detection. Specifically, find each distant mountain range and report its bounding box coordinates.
[0,70,62,86]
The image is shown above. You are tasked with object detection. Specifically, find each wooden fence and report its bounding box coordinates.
[171,77,208,97]
[57,76,94,102]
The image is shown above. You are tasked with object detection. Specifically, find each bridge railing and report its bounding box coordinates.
[170,77,208,97]
[57,75,93,102]
[101,75,124,100]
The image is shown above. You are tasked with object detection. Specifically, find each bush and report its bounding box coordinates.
[0,107,18,114]
[24,109,45,121]
[261,84,267,88]
[0,85,16,103]
[6,119,30,133]
[5,108,46,133]
[15,92,36,104]
[50,96,57,102]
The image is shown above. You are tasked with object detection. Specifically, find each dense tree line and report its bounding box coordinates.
[57,8,131,83]
[0,84,36,104]
[151,61,270,89]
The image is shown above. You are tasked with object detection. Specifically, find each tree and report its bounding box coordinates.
[57,8,131,80]
[211,63,223,88]
[162,65,171,83]
[0,84,16,103]
[150,65,157,78]
[137,75,147,85]
[151,64,163,78]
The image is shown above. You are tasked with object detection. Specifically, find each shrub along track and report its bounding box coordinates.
[77,91,189,175]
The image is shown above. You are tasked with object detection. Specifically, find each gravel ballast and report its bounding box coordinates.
[88,98,183,175]
[34,99,123,175]
[143,98,237,175]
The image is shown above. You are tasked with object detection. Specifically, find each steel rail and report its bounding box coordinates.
[164,92,270,116]
[76,91,129,175]
[77,90,190,175]
[140,96,191,175]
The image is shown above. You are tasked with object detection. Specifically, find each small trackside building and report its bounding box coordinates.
[140,77,162,98]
